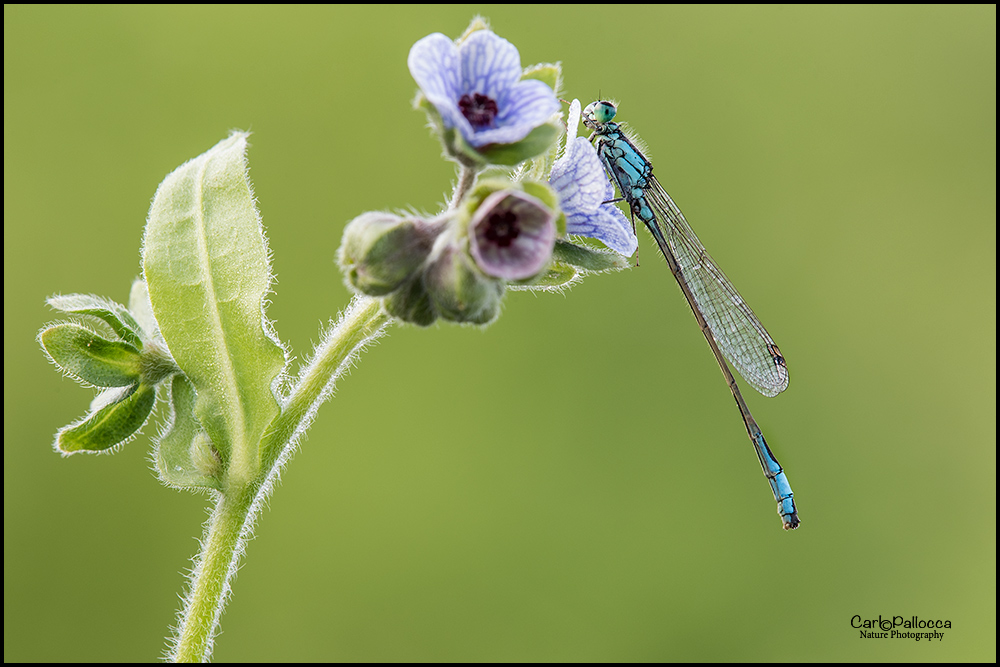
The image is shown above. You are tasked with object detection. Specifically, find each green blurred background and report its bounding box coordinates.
[5,5,995,662]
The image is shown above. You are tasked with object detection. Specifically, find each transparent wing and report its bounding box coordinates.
[645,177,789,397]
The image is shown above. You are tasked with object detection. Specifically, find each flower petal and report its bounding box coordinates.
[408,33,460,103]
[550,136,638,256]
[551,137,607,212]
[495,78,561,127]
[457,30,522,102]
[564,99,581,144]
[468,80,560,147]
[567,206,638,256]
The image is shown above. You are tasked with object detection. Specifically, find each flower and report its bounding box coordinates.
[408,28,560,151]
[468,189,556,281]
[549,100,638,257]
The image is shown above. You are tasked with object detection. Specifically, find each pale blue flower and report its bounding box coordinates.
[408,30,560,149]
[549,100,638,256]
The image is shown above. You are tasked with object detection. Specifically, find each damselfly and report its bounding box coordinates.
[582,100,799,530]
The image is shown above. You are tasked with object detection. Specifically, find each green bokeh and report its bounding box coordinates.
[4,5,995,661]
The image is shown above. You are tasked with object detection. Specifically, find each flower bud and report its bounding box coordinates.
[39,322,141,388]
[190,432,222,479]
[56,382,156,454]
[382,275,438,327]
[424,240,504,325]
[339,212,437,296]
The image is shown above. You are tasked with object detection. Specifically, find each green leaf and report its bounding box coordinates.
[47,293,144,348]
[128,278,160,341]
[56,383,156,454]
[39,322,141,387]
[142,132,287,475]
[456,16,491,44]
[476,121,563,167]
[155,375,222,490]
[508,262,579,291]
[521,63,562,97]
[511,240,630,292]
[552,239,631,272]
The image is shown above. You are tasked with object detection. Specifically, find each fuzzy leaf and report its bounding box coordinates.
[128,278,160,341]
[475,121,563,167]
[142,133,286,468]
[521,63,561,97]
[155,374,222,490]
[47,294,144,348]
[40,323,141,387]
[508,262,578,291]
[56,383,156,454]
[552,239,631,272]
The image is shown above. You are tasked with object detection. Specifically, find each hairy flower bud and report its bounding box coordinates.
[424,239,504,325]
[382,276,438,327]
[339,212,437,296]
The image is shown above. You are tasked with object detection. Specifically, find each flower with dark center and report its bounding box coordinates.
[483,209,519,247]
[458,92,499,129]
[468,190,556,281]
[408,28,559,149]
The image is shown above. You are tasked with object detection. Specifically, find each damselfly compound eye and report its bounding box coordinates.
[593,100,617,124]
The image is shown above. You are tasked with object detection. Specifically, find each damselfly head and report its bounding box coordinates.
[582,100,617,129]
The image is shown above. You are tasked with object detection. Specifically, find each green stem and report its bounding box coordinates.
[261,295,392,470]
[170,485,255,663]
[169,295,391,662]
[448,164,478,211]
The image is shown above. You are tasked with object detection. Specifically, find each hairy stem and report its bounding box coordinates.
[169,295,392,662]
[448,164,478,210]
[170,485,255,663]
[261,295,391,470]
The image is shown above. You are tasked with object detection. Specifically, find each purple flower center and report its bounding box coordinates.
[482,209,520,248]
[458,92,499,129]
